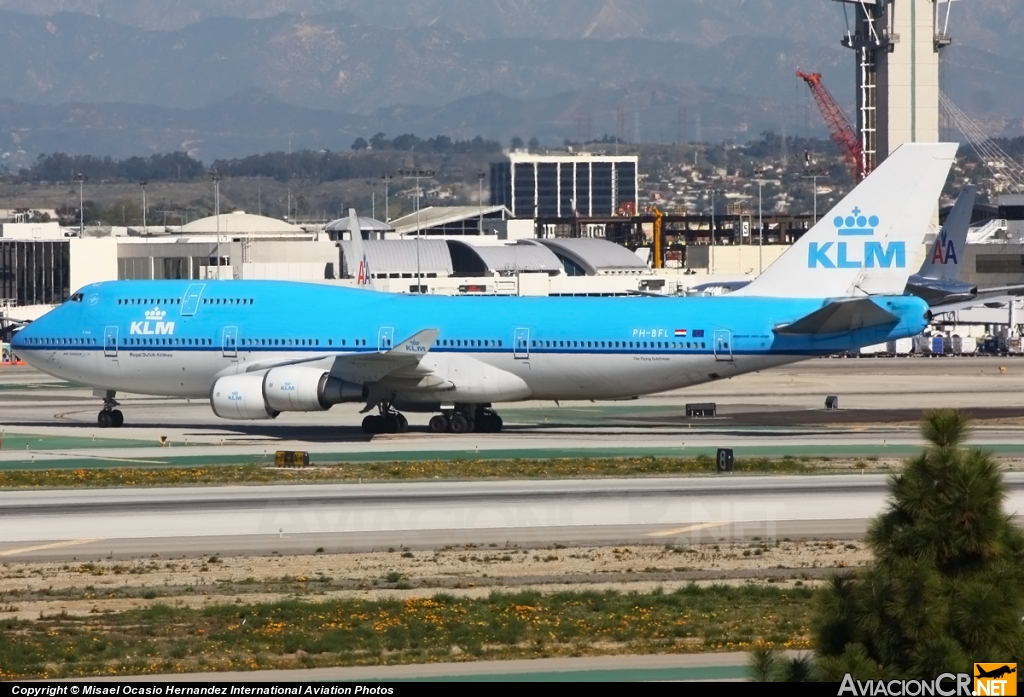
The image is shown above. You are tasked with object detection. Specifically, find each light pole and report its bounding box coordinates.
[399,169,435,293]
[381,173,393,223]
[477,171,486,234]
[139,180,148,234]
[210,168,222,277]
[74,173,87,235]
[802,168,829,224]
[707,189,720,274]
[754,168,766,274]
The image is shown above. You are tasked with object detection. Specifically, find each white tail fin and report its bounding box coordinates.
[734,143,958,298]
[346,208,375,289]
[916,185,975,281]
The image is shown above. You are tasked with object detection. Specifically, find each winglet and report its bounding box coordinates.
[387,329,439,356]
[735,143,958,298]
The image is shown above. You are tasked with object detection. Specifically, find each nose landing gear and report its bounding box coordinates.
[97,392,124,428]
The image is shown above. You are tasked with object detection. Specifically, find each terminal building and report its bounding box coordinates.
[489,152,639,218]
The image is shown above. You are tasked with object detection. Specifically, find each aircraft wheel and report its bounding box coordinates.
[428,415,448,433]
[98,410,113,428]
[490,414,503,433]
[383,414,401,434]
[396,413,409,433]
[448,414,470,434]
[111,410,125,428]
[362,415,382,434]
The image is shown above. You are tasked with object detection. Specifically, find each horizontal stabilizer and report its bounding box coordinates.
[774,298,899,336]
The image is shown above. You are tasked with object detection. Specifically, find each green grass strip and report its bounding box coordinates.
[0,455,830,488]
[0,585,813,679]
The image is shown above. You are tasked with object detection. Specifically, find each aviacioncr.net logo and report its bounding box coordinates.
[808,208,906,269]
[839,673,973,696]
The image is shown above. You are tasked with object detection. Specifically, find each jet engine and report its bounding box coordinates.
[210,367,366,420]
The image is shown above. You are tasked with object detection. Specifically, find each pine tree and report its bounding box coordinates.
[813,409,1024,679]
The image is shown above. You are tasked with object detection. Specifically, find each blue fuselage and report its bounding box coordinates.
[11,280,930,404]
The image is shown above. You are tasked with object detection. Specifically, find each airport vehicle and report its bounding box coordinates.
[11,144,955,433]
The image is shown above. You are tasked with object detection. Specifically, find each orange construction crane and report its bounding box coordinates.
[651,206,664,269]
[797,70,868,182]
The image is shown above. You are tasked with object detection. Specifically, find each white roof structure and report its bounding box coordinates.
[323,216,392,233]
[179,211,304,236]
[390,206,511,237]
[338,239,454,278]
[532,238,651,276]
[447,240,562,276]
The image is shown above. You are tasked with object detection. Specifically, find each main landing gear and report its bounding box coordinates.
[427,406,503,434]
[97,393,124,428]
[361,403,409,435]
[361,403,505,435]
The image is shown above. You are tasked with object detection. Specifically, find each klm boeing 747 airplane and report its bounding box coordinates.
[11,143,957,434]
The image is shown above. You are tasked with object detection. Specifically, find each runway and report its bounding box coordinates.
[3,474,1023,561]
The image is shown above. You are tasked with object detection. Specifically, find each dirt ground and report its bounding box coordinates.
[0,539,870,621]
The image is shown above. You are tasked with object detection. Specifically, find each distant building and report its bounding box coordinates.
[490,152,638,218]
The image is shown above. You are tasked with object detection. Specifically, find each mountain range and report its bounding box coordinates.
[0,1,1021,166]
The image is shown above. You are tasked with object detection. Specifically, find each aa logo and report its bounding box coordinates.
[932,229,959,265]
[975,663,1017,696]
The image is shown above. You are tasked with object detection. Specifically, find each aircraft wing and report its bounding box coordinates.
[234,329,441,384]
[691,280,751,293]
[328,329,441,384]
[773,298,899,336]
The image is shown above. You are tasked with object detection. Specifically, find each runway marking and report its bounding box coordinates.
[0,538,103,557]
[34,452,169,465]
[645,521,728,538]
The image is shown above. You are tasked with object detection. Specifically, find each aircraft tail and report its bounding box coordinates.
[346,208,375,289]
[917,185,975,281]
[734,143,958,298]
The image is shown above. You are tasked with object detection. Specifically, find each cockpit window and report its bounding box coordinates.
[69,293,84,303]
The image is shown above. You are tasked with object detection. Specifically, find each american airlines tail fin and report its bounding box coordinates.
[346,208,374,289]
[734,142,958,298]
[917,185,975,281]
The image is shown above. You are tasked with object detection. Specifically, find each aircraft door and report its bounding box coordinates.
[713,330,733,362]
[181,284,206,316]
[514,328,530,360]
[378,327,394,352]
[222,326,238,358]
[103,326,118,358]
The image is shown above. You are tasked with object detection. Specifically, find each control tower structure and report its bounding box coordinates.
[834,0,952,172]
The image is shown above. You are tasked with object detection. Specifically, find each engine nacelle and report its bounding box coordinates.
[210,368,366,420]
[210,374,279,420]
[263,366,365,413]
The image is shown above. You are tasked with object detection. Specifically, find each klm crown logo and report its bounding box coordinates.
[835,209,880,236]
[808,207,906,269]
[145,307,167,321]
